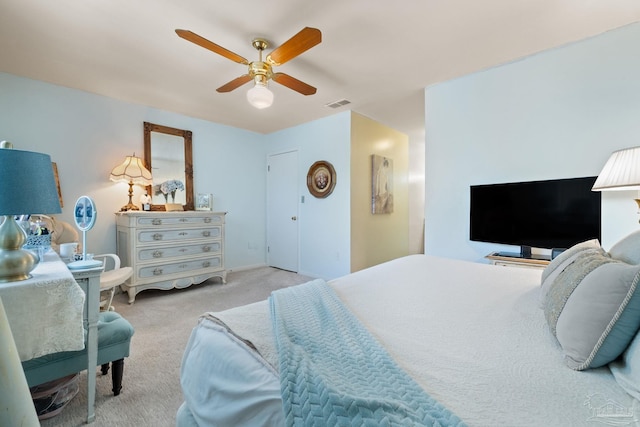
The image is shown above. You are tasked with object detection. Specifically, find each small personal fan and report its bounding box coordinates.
[67,196,102,269]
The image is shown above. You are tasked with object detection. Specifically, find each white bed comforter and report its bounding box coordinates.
[181,255,638,426]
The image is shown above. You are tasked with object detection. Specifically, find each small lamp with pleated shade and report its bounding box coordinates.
[109,154,153,212]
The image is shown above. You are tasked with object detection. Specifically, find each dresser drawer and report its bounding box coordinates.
[138,255,222,279]
[135,214,223,227]
[137,226,221,244]
[137,241,222,262]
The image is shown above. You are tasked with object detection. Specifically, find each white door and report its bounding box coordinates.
[267,150,299,272]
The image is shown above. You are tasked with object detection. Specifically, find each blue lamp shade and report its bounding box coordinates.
[0,149,62,216]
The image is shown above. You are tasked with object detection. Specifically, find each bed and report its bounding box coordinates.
[177,233,640,426]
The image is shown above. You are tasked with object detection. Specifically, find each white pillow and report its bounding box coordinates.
[609,230,640,265]
[180,316,284,426]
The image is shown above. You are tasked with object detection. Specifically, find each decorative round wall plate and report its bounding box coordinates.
[307,160,336,198]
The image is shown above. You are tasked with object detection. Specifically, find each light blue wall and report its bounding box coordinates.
[264,112,352,279]
[425,22,640,262]
[0,72,352,278]
[0,72,267,270]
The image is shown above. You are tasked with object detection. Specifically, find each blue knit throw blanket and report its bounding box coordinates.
[269,279,467,427]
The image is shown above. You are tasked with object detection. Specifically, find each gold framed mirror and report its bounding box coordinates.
[143,122,194,211]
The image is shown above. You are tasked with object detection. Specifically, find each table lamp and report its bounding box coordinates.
[109,154,153,211]
[0,142,62,282]
[592,146,640,219]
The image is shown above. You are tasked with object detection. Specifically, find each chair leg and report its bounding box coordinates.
[111,358,124,396]
[106,287,116,311]
[101,363,109,375]
[100,287,117,312]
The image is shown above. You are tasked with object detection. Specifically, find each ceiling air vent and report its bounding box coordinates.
[325,99,351,109]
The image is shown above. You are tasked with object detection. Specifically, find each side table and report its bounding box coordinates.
[70,265,103,423]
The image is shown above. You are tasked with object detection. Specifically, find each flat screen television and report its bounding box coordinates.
[469,176,601,259]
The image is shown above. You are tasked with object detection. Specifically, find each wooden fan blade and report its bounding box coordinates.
[176,29,249,65]
[217,75,252,93]
[272,73,317,95]
[266,27,321,66]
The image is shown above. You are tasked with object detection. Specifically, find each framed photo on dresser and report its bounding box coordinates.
[196,193,213,211]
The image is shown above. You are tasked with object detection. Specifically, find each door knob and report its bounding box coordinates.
[291,216,297,221]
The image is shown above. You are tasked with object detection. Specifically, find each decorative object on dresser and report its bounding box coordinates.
[196,193,213,211]
[592,146,640,218]
[143,122,194,211]
[109,154,153,212]
[0,142,62,282]
[140,192,152,211]
[116,211,226,303]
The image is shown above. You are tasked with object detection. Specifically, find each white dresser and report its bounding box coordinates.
[116,211,226,303]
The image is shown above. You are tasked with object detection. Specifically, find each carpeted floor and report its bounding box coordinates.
[39,266,312,427]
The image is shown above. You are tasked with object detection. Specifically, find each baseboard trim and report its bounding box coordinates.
[296,269,321,279]
[226,263,267,273]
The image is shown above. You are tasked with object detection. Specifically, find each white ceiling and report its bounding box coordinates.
[1,1,639,142]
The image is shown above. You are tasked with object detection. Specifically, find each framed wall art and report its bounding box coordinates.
[372,154,393,214]
[52,162,63,207]
[196,193,213,211]
[307,160,336,198]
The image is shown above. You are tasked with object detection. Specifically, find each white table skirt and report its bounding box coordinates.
[1,250,85,361]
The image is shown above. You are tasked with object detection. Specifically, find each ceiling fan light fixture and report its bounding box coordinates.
[176,27,320,105]
[247,81,273,109]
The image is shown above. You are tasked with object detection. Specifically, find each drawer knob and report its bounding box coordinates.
[180,218,188,222]
[152,233,163,241]
[203,261,211,268]
[152,218,162,225]
[153,268,163,276]
[204,217,212,223]
[202,231,211,237]
[202,246,211,252]
[152,250,163,258]
[179,232,188,236]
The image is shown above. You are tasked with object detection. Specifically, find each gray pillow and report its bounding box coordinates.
[543,248,640,370]
[609,230,640,265]
[539,239,600,307]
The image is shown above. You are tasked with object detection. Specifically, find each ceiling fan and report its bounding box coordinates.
[175,27,322,109]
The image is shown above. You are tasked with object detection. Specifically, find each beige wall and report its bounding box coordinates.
[350,112,409,272]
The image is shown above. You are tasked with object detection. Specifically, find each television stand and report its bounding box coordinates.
[495,251,551,261]
[486,252,550,269]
